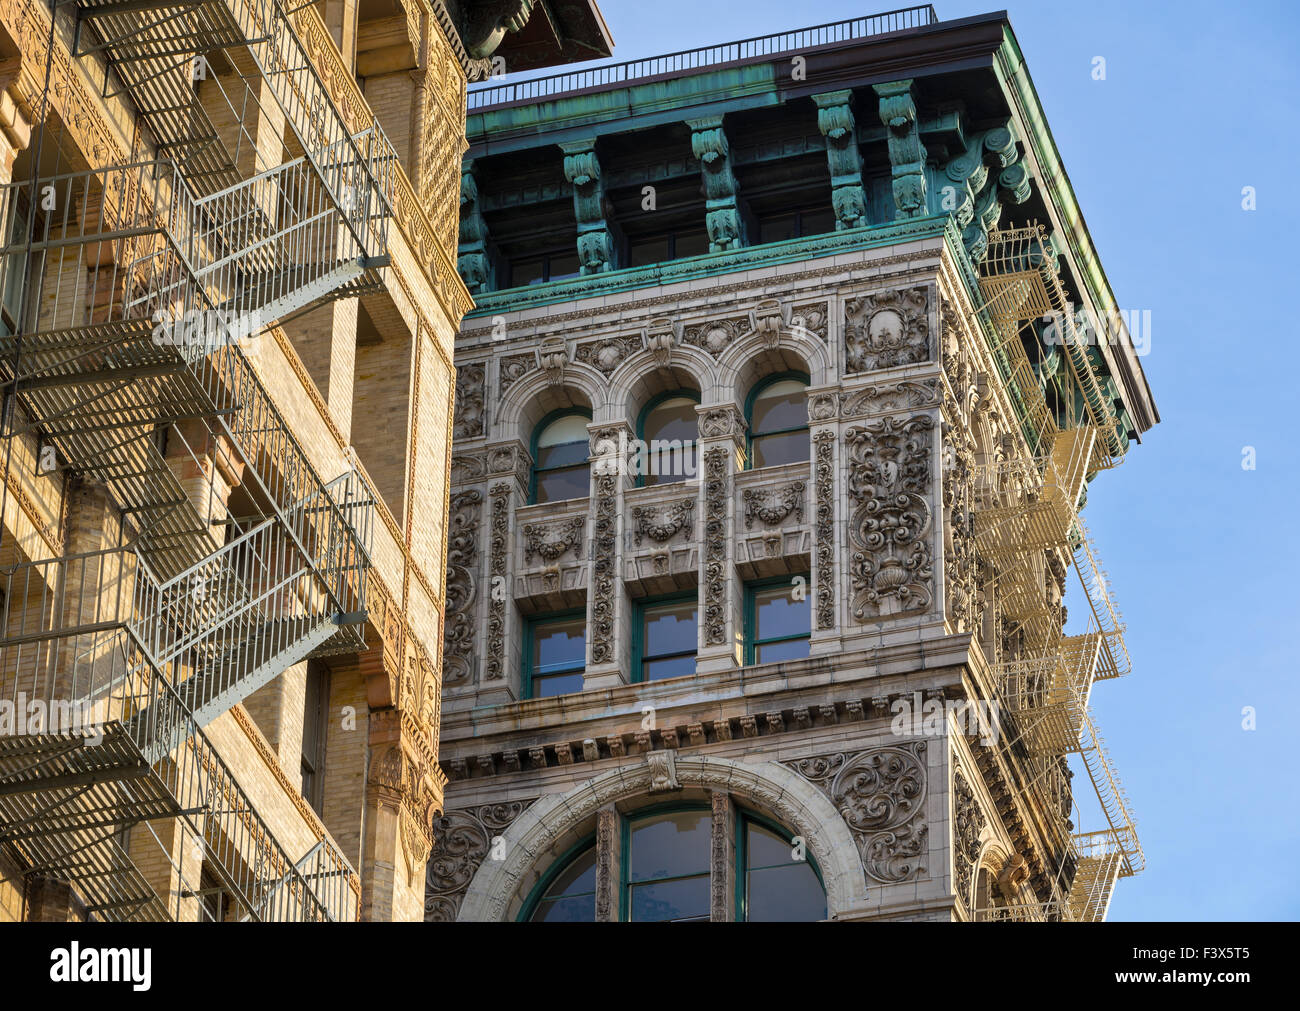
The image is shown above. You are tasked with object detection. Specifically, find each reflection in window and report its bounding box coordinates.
[532,412,590,504]
[747,375,809,469]
[746,579,811,664]
[638,597,698,682]
[627,809,712,922]
[526,615,586,698]
[529,845,597,922]
[510,250,580,287]
[522,806,826,921]
[638,392,698,486]
[756,207,836,244]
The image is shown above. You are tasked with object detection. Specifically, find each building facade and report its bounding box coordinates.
[0,0,608,921]
[430,7,1158,922]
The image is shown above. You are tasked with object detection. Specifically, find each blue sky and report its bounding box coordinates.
[496,1,1300,919]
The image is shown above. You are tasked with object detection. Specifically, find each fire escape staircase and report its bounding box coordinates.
[0,0,395,920]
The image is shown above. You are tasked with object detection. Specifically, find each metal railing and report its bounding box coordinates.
[467,6,939,110]
[0,545,359,921]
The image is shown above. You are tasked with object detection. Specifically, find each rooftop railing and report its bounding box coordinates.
[467,6,939,111]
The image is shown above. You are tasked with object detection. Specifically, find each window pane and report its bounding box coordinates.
[544,848,597,898]
[642,396,697,486]
[548,252,580,282]
[745,863,825,921]
[533,669,585,698]
[629,876,711,922]
[751,381,807,435]
[752,430,809,468]
[759,213,798,244]
[755,638,810,664]
[645,601,697,658]
[512,258,544,286]
[536,440,589,470]
[533,894,596,921]
[799,208,836,237]
[674,230,710,258]
[642,397,697,443]
[534,619,585,673]
[535,465,589,503]
[629,235,671,267]
[746,823,794,869]
[629,810,710,881]
[755,586,810,641]
[643,655,697,681]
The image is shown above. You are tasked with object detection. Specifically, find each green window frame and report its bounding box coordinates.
[744,574,812,666]
[633,592,698,683]
[744,371,810,470]
[518,803,825,922]
[529,407,593,505]
[522,610,587,700]
[635,389,700,487]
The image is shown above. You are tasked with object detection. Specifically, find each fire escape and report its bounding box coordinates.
[0,0,394,920]
[969,226,1144,922]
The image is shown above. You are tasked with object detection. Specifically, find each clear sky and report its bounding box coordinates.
[491,0,1300,920]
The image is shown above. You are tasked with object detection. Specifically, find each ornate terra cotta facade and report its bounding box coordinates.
[0,0,609,922]
[431,8,1157,923]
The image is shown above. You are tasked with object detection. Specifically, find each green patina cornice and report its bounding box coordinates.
[463,213,956,318]
[990,27,1157,431]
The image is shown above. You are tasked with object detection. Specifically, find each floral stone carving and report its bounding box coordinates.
[425,801,530,921]
[743,481,805,528]
[844,286,930,373]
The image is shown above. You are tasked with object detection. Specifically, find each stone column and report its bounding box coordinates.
[709,791,735,922]
[478,439,530,705]
[594,806,622,922]
[694,405,745,675]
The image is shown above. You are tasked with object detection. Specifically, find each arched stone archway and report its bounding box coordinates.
[456,755,869,921]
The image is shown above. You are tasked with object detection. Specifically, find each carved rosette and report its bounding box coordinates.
[743,481,805,529]
[522,516,584,564]
[702,448,731,646]
[453,363,485,438]
[484,484,511,680]
[632,498,695,546]
[683,315,748,357]
[844,286,931,373]
[784,742,929,883]
[425,801,531,921]
[813,431,836,630]
[953,770,986,912]
[444,491,482,685]
[574,335,640,376]
[845,414,935,620]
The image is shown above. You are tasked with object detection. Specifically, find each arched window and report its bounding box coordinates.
[523,804,825,921]
[637,391,699,486]
[745,373,809,469]
[531,410,591,504]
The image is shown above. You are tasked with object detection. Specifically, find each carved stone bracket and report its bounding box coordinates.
[875,80,927,219]
[687,115,745,252]
[813,90,868,230]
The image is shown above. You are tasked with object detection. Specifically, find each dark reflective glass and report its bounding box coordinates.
[755,638,810,664]
[752,429,809,468]
[645,601,697,656]
[746,823,794,869]
[530,847,597,921]
[745,862,825,922]
[536,439,588,470]
[629,236,672,267]
[533,669,585,698]
[534,619,585,673]
[754,587,809,641]
[759,213,798,243]
[549,252,580,282]
[644,655,697,681]
[800,208,836,237]
[674,231,710,258]
[751,388,806,435]
[629,877,711,922]
[629,810,710,881]
[643,397,698,486]
[534,466,589,504]
[512,258,544,286]
[533,894,596,922]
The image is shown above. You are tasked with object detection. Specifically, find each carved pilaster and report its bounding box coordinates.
[710,791,735,922]
[812,427,837,633]
[594,806,621,921]
[696,405,745,672]
[585,422,633,688]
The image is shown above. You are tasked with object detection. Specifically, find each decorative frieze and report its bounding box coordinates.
[845,414,935,621]
[522,516,584,564]
[742,481,805,529]
[632,497,695,546]
[844,286,931,373]
[784,742,929,883]
[425,801,531,921]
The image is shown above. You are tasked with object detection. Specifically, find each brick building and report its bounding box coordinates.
[0,0,609,921]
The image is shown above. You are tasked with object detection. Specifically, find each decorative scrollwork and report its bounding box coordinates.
[743,481,805,529]
[844,286,930,373]
[632,498,695,546]
[425,801,530,921]
[522,516,584,564]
